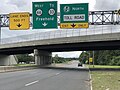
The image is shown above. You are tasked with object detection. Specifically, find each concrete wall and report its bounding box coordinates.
[0,55,17,66]
[34,49,52,65]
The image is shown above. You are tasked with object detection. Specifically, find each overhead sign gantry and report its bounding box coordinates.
[0,7,120,28]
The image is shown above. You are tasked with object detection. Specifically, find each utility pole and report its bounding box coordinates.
[93,51,95,68]
[89,52,90,68]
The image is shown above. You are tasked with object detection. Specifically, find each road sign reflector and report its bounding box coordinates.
[9,12,30,30]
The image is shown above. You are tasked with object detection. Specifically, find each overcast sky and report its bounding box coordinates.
[0,0,95,14]
[0,0,120,58]
[1,0,120,14]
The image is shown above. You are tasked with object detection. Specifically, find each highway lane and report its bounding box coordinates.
[0,69,90,90]
[59,60,86,68]
[51,60,87,68]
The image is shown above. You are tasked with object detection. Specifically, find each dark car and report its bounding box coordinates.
[78,62,82,67]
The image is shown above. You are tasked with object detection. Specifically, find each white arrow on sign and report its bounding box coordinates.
[42,22,48,27]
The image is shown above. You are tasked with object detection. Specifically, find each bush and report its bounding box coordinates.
[111,56,120,66]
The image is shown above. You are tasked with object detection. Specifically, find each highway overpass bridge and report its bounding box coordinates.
[0,25,120,65]
[1,29,120,54]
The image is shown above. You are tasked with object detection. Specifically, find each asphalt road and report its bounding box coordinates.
[0,69,90,90]
[51,60,87,68]
[59,60,86,68]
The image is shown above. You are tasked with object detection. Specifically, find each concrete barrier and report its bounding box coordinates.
[0,66,38,73]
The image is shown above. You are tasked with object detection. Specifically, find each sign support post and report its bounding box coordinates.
[93,51,95,68]
[0,15,1,44]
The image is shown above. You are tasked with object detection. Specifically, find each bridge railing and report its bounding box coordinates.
[1,25,120,44]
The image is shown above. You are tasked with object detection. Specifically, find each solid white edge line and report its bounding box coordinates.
[25,80,39,87]
[55,73,60,75]
[89,69,93,90]
[90,74,93,90]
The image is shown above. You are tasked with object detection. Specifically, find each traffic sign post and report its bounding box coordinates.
[32,1,57,29]
[60,3,89,29]
[0,15,1,44]
[9,12,30,30]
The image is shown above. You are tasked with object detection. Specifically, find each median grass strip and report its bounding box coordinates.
[88,65,120,68]
[91,71,120,90]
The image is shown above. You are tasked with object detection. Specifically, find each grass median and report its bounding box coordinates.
[91,71,120,90]
[88,65,120,68]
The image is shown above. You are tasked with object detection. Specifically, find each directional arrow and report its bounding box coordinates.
[42,22,48,27]
[17,23,22,27]
[71,23,76,28]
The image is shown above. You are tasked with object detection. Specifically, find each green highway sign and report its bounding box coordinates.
[60,3,89,29]
[32,1,57,29]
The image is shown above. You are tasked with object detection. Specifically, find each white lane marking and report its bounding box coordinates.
[25,80,39,87]
[55,73,60,75]
[30,72,38,74]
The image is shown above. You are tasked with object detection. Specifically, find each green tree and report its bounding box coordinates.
[79,50,120,66]
[52,54,71,63]
[17,54,34,64]
[94,50,120,66]
[79,51,89,64]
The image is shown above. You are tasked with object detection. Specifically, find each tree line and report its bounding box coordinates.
[79,50,120,66]
[52,54,74,63]
[16,50,120,66]
[16,54,74,64]
[17,54,34,64]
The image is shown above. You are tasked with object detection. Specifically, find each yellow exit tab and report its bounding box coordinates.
[60,23,89,29]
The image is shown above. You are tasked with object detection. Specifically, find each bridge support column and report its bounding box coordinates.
[34,49,52,65]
